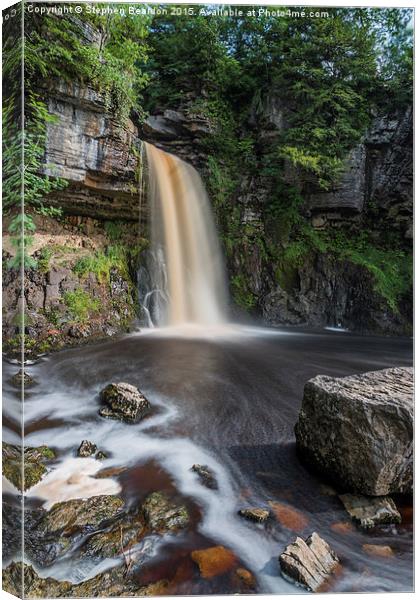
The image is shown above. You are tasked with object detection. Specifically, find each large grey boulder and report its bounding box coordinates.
[295,367,413,496]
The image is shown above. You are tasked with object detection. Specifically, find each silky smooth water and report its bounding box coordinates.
[2,327,413,594]
[144,143,228,327]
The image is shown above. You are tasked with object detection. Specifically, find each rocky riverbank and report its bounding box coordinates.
[2,213,146,357]
[3,362,413,596]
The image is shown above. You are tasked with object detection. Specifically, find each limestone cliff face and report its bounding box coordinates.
[42,80,140,221]
[307,107,413,238]
[259,106,413,333]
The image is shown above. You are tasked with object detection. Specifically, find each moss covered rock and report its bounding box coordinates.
[10,369,36,387]
[99,382,151,423]
[38,494,125,536]
[81,510,145,558]
[2,442,55,491]
[2,561,169,598]
[142,491,190,533]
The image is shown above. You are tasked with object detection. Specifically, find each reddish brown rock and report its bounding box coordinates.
[362,544,394,558]
[191,545,237,579]
[269,501,309,531]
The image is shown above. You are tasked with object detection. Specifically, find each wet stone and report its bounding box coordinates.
[339,494,401,529]
[38,495,125,536]
[238,507,270,523]
[234,567,256,589]
[2,561,169,598]
[2,442,55,491]
[81,510,145,558]
[25,495,126,567]
[142,491,189,533]
[279,532,339,592]
[99,382,151,423]
[269,501,309,532]
[77,440,97,457]
[10,369,36,387]
[191,545,237,579]
[191,463,218,490]
[362,544,394,558]
[295,367,413,496]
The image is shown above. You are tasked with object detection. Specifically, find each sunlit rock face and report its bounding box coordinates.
[42,79,140,221]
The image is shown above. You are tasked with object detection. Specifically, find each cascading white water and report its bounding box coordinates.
[144,142,228,327]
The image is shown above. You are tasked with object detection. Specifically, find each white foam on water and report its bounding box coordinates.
[22,382,294,593]
[27,457,121,509]
[132,322,299,341]
[2,475,20,495]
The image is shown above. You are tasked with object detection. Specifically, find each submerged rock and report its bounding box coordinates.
[191,545,237,579]
[279,532,339,592]
[99,382,151,423]
[238,507,270,523]
[234,567,256,589]
[191,464,218,490]
[339,494,401,529]
[2,442,55,491]
[10,369,35,387]
[81,510,145,558]
[77,440,97,457]
[2,561,168,598]
[142,491,189,533]
[26,495,125,566]
[95,450,108,460]
[95,465,127,479]
[295,367,413,495]
[269,501,309,532]
[362,544,394,558]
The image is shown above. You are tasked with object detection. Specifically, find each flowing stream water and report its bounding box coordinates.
[2,146,413,594]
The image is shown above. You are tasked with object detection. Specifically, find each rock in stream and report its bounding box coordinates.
[142,491,190,533]
[2,442,56,491]
[99,382,151,423]
[339,494,401,529]
[279,532,339,592]
[191,463,218,489]
[2,561,169,598]
[238,507,270,523]
[77,440,97,457]
[295,367,413,495]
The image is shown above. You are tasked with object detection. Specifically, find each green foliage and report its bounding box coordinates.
[231,274,257,311]
[331,233,412,312]
[35,205,63,219]
[7,214,37,270]
[73,246,129,283]
[145,13,240,107]
[63,289,100,323]
[207,156,237,210]
[37,246,54,273]
[25,11,150,124]
[2,95,68,211]
[276,224,412,313]
[104,221,124,241]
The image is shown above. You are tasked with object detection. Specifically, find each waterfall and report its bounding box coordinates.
[143,142,228,327]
